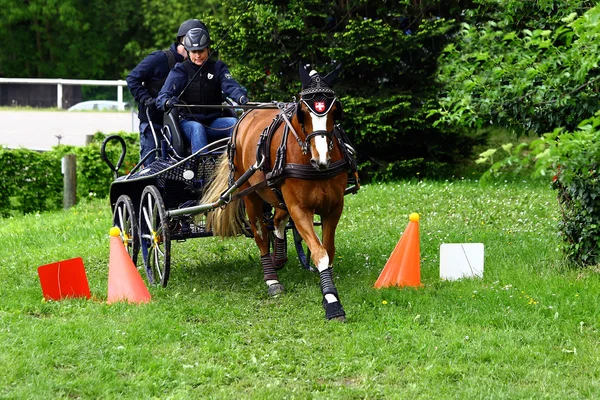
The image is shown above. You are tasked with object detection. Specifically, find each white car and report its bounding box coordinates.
[68,100,130,111]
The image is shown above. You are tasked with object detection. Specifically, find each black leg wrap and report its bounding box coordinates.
[319,268,339,299]
[320,268,345,320]
[261,254,279,282]
[272,236,288,270]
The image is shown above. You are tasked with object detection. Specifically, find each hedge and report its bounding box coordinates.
[0,132,139,217]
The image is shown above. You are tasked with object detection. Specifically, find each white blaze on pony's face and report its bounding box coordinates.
[309,113,330,169]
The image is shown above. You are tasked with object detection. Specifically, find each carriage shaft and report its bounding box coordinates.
[167,202,220,217]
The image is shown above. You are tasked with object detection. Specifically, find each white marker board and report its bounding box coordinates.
[440,243,484,280]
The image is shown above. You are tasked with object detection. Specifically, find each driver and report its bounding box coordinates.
[126,19,208,164]
[157,26,248,155]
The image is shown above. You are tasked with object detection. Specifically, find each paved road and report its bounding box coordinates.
[0,110,139,151]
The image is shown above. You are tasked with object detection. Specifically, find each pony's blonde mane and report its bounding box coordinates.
[200,153,246,237]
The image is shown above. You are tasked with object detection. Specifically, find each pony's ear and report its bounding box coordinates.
[296,105,305,124]
[323,63,342,87]
[333,100,343,120]
[299,63,312,88]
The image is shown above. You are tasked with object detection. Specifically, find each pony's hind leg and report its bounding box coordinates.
[244,195,285,296]
[288,206,346,321]
[272,208,289,269]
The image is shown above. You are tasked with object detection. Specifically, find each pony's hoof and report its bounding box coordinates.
[323,301,346,321]
[268,283,285,297]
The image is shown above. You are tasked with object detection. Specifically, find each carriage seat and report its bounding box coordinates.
[161,108,189,158]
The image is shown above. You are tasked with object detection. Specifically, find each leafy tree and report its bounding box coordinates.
[433,1,599,135]
[455,2,600,266]
[0,0,146,79]
[219,0,484,179]
[0,0,525,180]
[123,0,226,66]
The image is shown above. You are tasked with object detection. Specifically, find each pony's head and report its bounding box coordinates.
[296,64,343,170]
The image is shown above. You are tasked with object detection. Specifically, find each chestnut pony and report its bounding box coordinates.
[202,64,352,321]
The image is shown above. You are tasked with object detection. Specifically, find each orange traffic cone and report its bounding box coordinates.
[107,227,151,304]
[38,257,91,301]
[374,212,421,288]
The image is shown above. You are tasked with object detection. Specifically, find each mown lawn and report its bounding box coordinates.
[1,180,599,399]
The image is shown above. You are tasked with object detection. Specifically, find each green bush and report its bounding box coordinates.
[478,111,600,266]
[0,132,139,217]
[0,149,63,217]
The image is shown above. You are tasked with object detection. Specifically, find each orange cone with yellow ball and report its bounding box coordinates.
[107,227,151,304]
[374,213,421,288]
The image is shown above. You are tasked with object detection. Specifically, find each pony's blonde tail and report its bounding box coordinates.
[200,153,246,238]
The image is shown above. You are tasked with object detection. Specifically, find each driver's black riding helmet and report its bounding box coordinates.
[183,27,211,51]
[176,19,208,43]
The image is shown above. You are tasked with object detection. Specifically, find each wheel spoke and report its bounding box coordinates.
[117,205,125,230]
[146,194,154,226]
[123,208,130,231]
[152,246,163,281]
[143,204,152,232]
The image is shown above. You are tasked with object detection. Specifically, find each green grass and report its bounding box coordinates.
[1,180,599,399]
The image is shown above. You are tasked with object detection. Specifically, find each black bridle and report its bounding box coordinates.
[303,129,334,154]
[296,89,338,155]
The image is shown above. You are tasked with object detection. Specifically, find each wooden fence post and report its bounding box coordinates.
[62,154,77,209]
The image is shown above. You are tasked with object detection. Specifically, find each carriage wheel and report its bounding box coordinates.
[139,185,171,287]
[112,195,139,266]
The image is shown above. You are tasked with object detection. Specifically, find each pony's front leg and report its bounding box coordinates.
[288,206,346,321]
[244,195,285,296]
[320,206,342,268]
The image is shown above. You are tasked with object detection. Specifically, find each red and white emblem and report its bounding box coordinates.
[314,101,326,113]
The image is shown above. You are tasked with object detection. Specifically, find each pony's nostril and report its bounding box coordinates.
[310,158,319,169]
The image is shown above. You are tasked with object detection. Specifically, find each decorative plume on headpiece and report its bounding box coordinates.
[299,63,342,96]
